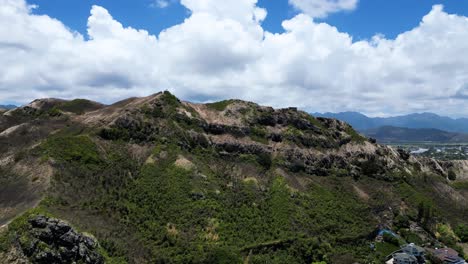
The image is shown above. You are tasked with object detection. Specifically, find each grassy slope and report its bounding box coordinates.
[33,137,461,262]
[5,132,376,263]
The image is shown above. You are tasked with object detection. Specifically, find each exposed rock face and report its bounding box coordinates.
[17,215,104,264]
[81,92,467,180]
[443,160,468,180]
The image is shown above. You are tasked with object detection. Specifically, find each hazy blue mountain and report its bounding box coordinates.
[314,111,468,133]
[313,112,377,130]
[0,104,17,110]
[362,126,468,143]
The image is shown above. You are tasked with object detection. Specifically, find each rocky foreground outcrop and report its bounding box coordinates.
[4,215,104,264]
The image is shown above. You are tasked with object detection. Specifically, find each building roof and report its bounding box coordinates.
[433,248,459,257]
[394,253,417,262]
[401,243,425,255]
[432,248,465,263]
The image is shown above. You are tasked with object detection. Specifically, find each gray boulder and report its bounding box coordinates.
[19,215,104,264]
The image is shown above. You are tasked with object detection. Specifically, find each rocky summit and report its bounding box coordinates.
[0,92,467,263]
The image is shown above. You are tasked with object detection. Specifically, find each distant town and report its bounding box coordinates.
[390,143,468,161]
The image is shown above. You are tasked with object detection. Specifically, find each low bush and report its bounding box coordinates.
[383,233,399,246]
[206,100,234,111]
[455,224,468,242]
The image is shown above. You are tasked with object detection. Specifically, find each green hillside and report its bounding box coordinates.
[0,92,467,263]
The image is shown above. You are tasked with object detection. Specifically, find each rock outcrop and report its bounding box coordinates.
[15,215,104,264]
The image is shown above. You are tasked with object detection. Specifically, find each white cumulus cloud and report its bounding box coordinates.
[1,0,468,117]
[289,0,358,18]
[151,0,170,9]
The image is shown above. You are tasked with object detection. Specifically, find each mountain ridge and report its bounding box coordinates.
[314,111,468,133]
[0,92,467,263]
[363,125,468,143]
[0,104,17,111]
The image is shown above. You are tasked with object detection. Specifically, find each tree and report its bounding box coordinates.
[383,233,400,246]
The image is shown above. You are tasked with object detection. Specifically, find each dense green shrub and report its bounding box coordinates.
[256,152,272,170]
[160,91,180,107]
[58,99,100,114]
[206,100,234,111]
[361,158,381,177]
[383,233,399,246]
[250,126,268,144]
[47,107,63,117]
[455,224,468,242]
[99,127,130,141]
[448,170,457,181]
[345,126,366,143]
[290,160,306,173]
[418,202,436,230]
[437,224,458,247]
[452,181,468,190]
[41,135,102,169]
[394,214,410,229]
[400,229,423,245]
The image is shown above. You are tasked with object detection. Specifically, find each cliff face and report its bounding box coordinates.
[0,92,467,263]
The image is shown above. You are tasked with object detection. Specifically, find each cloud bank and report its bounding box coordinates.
[1,0,468,116]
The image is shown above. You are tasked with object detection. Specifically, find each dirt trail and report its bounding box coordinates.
[0,199,42,230]
[1,221,10,229]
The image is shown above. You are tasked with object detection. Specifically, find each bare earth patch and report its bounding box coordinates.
[174,155,195,170]
[353,185,370,201]
[185,102,244,126]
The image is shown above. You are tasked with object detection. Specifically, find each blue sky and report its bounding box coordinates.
[28,0,468,40]
[2,0,468,117]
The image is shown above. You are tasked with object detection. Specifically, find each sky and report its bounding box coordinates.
[1,0,468,117]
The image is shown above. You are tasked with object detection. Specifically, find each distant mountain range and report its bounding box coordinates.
[363,126,468,143]
[0,104,17,110]
[313,112,468,133]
